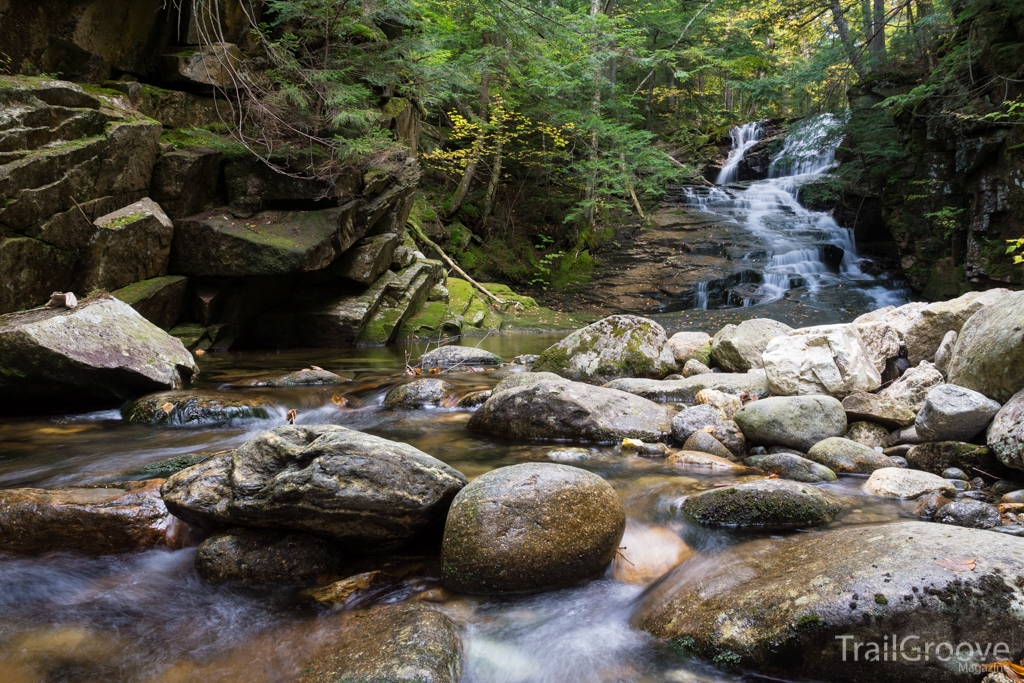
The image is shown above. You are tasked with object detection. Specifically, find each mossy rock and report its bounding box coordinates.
[682,479,842,528]
[122,391,276,426]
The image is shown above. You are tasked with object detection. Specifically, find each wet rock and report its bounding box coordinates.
[491,371,564,394]
[889,425,924,446]
[670,405,723,442]
[532,315,675,384]
[863,468,956,499]
[512,354,538,366]
[228,368,350,387]
[710,318,792,372]
[161,425,467,550]
[666,451,747,470]
[914,491,953,518]
[440,463,625,593]
[622,439,670,457]
[947,290,1024,403]
[915,384,1001,442]
[305,570,397,608]
[1003,490,1024,504]
[841,391,917,429]
[694,388,741,419]
[0,295,198,412]
[111,275,189,330]
[467,379,672,443]
[904,289,1011,365]
[992,480,1023,496]
[0,480,185,555]
[612,521,693,586]
[710,420,748,458]
[123,390,277,426]
[332,233,400,285]
[195,527,344,585]
[419,344,503,370]
[988,389,1024,473]
[905,441,1003,477]
[935,500,1002,529]
[933,330,957,376]
[762,324,883,397]
[879,360,944,412]
[457,390,491,408]
[755,453,837,483]
[806,437,895,474]
[604,371,770,404]
[846,421,891,448]
[682,359,713,377]
[296,604,461,683]
[733,395,847,452]
[383,379,458,409]
[635,521,1024,682]
[682,431,733,460]
[78,198,174,292]
[942,467,969,481]
[547,447,597,462]
[667,331,712,368]
[681,479,841,528]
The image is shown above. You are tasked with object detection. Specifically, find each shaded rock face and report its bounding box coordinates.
[763,324,884,397]
[383,379,458,409]
[296,604,462,683]
[160,43,243,89]
[635,521,1024,683]
[947,291,1024,403]
[160,425,467,551]
[467,379,672,444]
[0,480,185,555]
[710,318,792,372]
[440,463,626,593]
[863,467,956,499]
[681,479,841,528]
[332,233,400,285]
[150,147,223,220]
[755,453,837,483]
[903,290,1012,365]
[916,384,1001,442]
[195,527,344,585]
[122,390,277,426]
[880,361,944,412]
[906,441,1004,477]
[604,372,770,404]
[806,437,894,474]
[78,198,174,292]
[989,389,1024,472]
[111,275,189,330]
[733,396,847,452]
[418,344,503,369]
[0,295,197,411]
[531,315,675,384]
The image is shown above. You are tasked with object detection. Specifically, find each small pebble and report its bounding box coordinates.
[1002,489,1024,504]
[942,468,968,481]
[888,456,908,468]
[969,477,986,490]
[946,479,968,491]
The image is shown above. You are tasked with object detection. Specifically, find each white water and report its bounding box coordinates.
[714,121,763,184]
[684,114,906,310]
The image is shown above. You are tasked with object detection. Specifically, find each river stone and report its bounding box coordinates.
[383,379,458,409]
[457,390,491,408]
[635,521,1024,682]
[755,453,837,483]
[905,441,1003,477]
[228,368,350,387]
[492,371,563,393]
[195,527,344,585]
[915,491,954,518]
[879,360,945,412]
[733,396,847,452]
[682,359,713,377]
[682,431,733,460]
[122,390,277,426]
[694,388,741,419]
[863,467,957,499]
[305,570,397,608]
[943,467,969,481]
[671,404,724,442]
[904,290,1012,365]
[78,198,175,292]
[846,421,891,448]
[933,331,957,376]
[531,315,675,384]
[988,389,1024,473]
[935,500,1002,529]
[160,425,467,550]
[762,325,882,397]
[0,295,198,411]
[916,384,1001,442]
[666,451,746,471]
[419,344,503,370]
[467,379,672,443]
[667,331,712,368]
[681,479,841,528]
[947,290,1024,403]
[612,522,693,586]
[710,318,792,372]
[440,463,625,593]
[604,371,770,404]
[806,437,895,474]
[841,391,917,429]
[0,480,185,555]
[296,604,461,683]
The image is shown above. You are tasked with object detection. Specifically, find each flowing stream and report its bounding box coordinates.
[0,338,913,683]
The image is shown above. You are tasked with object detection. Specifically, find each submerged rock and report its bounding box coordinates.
[755,453,837,483]
[733,395,847,452]
[806,437,894,474]
[0,295,197,411]
[467,379,672,443]
[227,368,350,387]
[863,467,956,499]
[635,521,1024,682]
[935,500,1002,529]
[681,479,841,528]
[305,570,397,608]
[915,384,1001,442]
[418,344,503,369]
[383,379,458,409]
[710,318,792,372]
[457,390,491,408]
[612,522,693,586]
[531,315,675,384]
[161,425,467,550]
[665,451,747,471]
[440,463,625,593]
[122,390,277,426]
[988,389,1024,472]
[947,290,1024,403]
[296,604,461,683]
[195,527,344,585]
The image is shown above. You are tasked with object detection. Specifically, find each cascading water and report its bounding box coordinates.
[714,121,763,184]
[681,114,907,310]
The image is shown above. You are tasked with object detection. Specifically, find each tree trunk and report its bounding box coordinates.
[870,0,887,66]
[585,0,603,229]
[830,0,865,75]
[482,132,502,219]
[444,51,491,219]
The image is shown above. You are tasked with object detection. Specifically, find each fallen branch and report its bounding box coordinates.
[407,221,507,306]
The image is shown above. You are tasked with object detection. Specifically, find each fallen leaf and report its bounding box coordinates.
[311,365,323,371]
[331,394,348,407]
[160,402,174,414]
[933,557,976,572]
[286,409,297,425]
[194,349,205,356]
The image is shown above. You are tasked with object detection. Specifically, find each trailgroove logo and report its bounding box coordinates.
[835,635,1012,663]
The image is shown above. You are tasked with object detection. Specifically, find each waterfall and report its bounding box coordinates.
[715,121,763,185]
[694,281,709,310]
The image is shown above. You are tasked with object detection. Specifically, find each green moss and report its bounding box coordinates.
[874,593,889,605]
[668,636,697,657]
[135,452,209,476]
[105,212,145,228]
[160,126,248,158]
[111,276,186,305]
[399,300,448,339]
[712,650,742,670]
[796,614,822,627]
[381,96,410,118]
[446,278,475,315]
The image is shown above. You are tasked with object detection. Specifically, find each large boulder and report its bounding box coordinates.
[195,527,344,585]
[111,275,189,330]
[854,301,929,339]
[418,344,503,370]
[491,371,563,393]
[160,425,467,550]
[681,479,841,528]
[755,453,837,483]
[0,295,198,411]
[863,468,957,499]
[806,437,894,474]
[122,390,278,426]
[603,371,770,404]
[904,290,1011,365]
[733,396,847,452]
[77,198,174,292]
[382,379,458,409]
[915,384,1001,442]
[989,389,1024,472]
[332,233,400,285]
[762,325,884,397]
[296,604,461,683]
[906,441,1005,477]
[710,318,792,372]
[935,500,1002,529]
[841,390,917,429]
[666,331,712,368]
[635,522,1024,682]
[947,290,1024,403]
[440,463,625,593]
[879,361,944,413]
[0,480,187,555]
[467,379,672,443]
[531,315,675,384]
